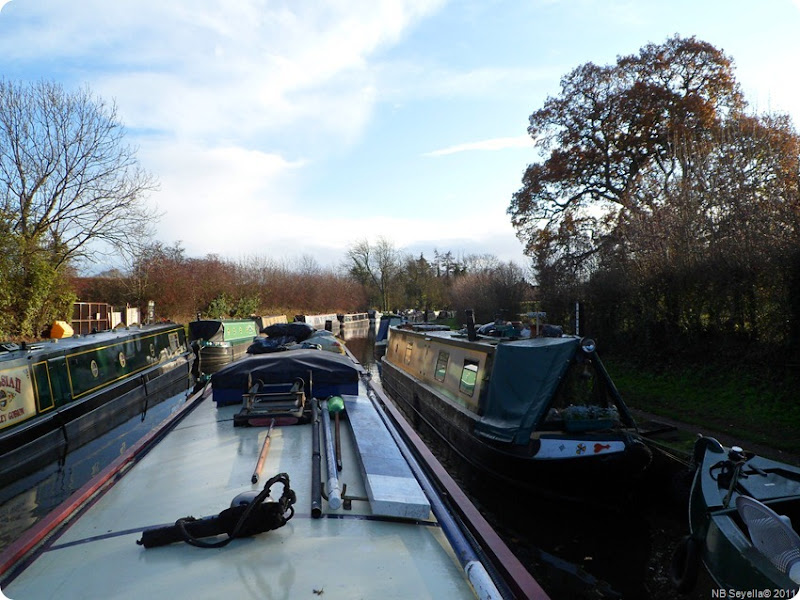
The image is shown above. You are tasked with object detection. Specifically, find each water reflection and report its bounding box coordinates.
[341,327,379,377]
[0,390,192,553]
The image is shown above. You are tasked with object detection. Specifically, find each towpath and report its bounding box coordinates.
[631,407,800,467]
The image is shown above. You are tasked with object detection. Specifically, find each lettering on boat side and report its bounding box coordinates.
[0,374,22,393]
[0,406,26,423]
[0,366,36,430]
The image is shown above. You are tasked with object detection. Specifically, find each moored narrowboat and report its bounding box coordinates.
[294,313,340,333]
[670,435,800,593]
[0,323,193,488]
[338,312,370,340]
[379,319,652,501]
[189,318,260,379]
[374,313,405,360]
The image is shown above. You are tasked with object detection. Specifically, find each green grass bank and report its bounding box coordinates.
[605,359,800,456]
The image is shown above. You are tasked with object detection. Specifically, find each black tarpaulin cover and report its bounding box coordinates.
[189,320,225,342]
[262,322,315,341]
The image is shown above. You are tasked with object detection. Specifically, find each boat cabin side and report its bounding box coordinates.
[188,319,260,347]
[0,324,188,434]
[384,326,493,414]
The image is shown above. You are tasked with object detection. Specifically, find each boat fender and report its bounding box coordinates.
[669,535,700,593]
[136,472,296,549]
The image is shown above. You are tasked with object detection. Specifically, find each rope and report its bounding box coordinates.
[175,472,296,549]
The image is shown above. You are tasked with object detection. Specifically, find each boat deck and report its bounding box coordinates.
[1,381,495,599]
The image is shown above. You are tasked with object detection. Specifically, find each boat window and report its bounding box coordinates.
[32,362,54,412]
[459,359,479,397]
[434,351,449,382]
[404,342,413,365]
[541,357,621,428]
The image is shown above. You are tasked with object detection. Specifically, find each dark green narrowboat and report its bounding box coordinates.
[0,323,193,487]
[671,435,800,593]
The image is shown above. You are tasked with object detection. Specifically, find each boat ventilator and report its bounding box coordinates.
[136,472,297,548]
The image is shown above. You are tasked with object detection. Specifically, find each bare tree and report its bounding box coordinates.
[0,79,158,268]
[345,237,402,311]
[0,79,157,336]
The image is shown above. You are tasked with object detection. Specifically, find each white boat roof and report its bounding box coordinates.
[1,373,547,599]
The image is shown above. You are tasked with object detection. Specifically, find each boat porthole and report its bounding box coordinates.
[90,360,99,378]
[119,352,127,368]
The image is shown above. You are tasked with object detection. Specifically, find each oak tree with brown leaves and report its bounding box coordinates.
[510,35,800,357]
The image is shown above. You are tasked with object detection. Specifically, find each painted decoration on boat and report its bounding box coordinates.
[0,366,35,430]
[534,438,627,459]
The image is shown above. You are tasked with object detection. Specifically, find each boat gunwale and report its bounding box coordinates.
[365,372,550,600]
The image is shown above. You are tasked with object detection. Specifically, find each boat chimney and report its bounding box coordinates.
[465,309,477,341]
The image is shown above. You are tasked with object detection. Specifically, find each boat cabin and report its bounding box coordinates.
[385,325,636,445]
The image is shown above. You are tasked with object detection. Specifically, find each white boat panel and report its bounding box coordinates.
[344,395,430,519]
[3,388,479,600]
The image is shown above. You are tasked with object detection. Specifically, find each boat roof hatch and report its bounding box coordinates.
[475,337,578,444]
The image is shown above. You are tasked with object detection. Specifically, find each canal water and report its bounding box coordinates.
[1,330,712,599]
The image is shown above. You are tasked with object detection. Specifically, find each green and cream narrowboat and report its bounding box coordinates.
[0,323,193,487]
[380,319,652,501]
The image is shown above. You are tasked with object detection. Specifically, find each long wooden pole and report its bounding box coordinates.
[251,419,275,484]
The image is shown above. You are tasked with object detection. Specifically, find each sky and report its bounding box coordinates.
[1,0,800,274]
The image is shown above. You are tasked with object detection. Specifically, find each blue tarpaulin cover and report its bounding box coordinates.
[211,349,362,404]
[475,337,578,444]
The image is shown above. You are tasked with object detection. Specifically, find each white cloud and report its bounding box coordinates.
[2,1,444,147]
[139,139,304,252]
[423,134,533,156]
[377,62,559,102]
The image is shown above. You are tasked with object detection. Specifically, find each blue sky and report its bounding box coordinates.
[2,0,800,273]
